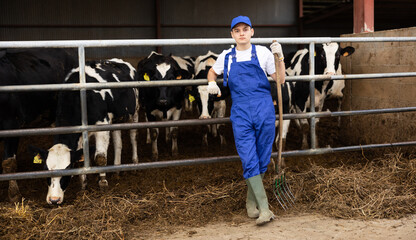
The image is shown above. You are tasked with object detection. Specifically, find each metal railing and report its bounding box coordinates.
[1,36,416,181]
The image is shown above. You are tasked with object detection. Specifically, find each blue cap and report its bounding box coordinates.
[231,16,252,30]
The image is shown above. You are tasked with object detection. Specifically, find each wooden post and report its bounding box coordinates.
[354,0,374,33]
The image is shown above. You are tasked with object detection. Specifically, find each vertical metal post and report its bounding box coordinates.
[309,42,316,149]
[155,0,162,53]
[78,46,91,168]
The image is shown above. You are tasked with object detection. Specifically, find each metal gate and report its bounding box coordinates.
[1,37,416,181]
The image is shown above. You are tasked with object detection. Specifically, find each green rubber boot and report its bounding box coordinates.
[246,184,259,218]
[246,173,266,218]
[246,174,275,226]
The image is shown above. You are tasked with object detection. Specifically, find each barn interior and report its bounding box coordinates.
[1,0,416,239]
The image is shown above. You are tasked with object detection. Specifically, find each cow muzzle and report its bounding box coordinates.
[48,196,63,205]
[324,71,335,76]
[157,99,168,106]
[199,115,211,119]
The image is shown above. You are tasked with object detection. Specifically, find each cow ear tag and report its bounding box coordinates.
[144,73,150,81]
[314,51,316,56]
[176,75,182,79]
[33,153,42,164]
[188,94,195,103]
[343,52,349,57]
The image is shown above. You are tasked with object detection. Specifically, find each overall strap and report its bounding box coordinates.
[223,47,236,87]
[251,44,257,60]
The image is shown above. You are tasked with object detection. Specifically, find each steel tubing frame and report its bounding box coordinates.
[1,37,416,182]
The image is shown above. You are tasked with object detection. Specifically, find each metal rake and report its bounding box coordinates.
[272,40,295,210]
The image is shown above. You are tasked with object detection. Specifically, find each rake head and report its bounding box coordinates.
[272,160,295,211]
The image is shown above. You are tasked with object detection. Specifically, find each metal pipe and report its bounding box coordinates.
[1,37,416,49]
[2,140,416,182]
[3,72,416,92]
[0,23,295,29]
[309,42,317,148]
[78,46,91,169]
[2,106,416,138]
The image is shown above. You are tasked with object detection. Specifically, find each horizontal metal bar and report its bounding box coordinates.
[1,107,416,138]
[0,117,230,137]
[276,141,416,157]
[2,140,416,181]
[0,155,241,181]
[1,37,416,48]
[0,24,296,29]
[0,79,209,92]
[2,72,416,92]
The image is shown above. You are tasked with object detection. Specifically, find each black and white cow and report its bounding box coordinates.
[0,48,77,202]
[171,54,195,112]
[138,52,185,160]
[270,79,291,152]
[188,51,230,147]
[30,58,139,204]
[285,42,355,149]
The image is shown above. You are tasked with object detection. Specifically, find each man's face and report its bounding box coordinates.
[231,23,254,46]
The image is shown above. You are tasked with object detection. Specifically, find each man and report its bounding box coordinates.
[207,15,285,225]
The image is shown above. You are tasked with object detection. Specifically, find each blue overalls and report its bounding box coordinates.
[224,45,276,179]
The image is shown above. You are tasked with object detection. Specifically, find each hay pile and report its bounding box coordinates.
[291,152,416,219]
[0,152,415,239]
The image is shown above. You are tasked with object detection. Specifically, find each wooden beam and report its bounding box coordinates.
[354,0,374,33]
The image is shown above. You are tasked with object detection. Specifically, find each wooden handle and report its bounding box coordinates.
[272,40,284,174]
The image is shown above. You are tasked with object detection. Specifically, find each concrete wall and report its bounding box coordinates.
[340,27,416,145]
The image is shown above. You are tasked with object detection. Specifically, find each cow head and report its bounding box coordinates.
[315,43,355,75]
[29,144,83,205]
[138,52,184,109]
[192,52,223,119]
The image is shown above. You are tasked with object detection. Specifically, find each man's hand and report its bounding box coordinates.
[207,81,221,96]
[270,42,284,60]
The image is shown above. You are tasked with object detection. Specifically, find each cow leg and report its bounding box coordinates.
[275,119,290,151]
[151,128,159,161]
[171,126,179,157]
[2,156,21,203]
[202,126,209,148]
[145,114,151,144]
[184,97,193,112]
[216,100,227,147]
[112,130,122,178]
[2,136,21,203]
[211,124,218,138]
[337,97,342,127]
[130,112,139,164]
[79,175,87,190]
[94,131,110,188]
[165,126,170,143]
[300,119,310,149]
[77,135,92,190]
[170,108,182,157]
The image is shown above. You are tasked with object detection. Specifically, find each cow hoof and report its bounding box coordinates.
[152,154,159,161]
[99,179,109,189]
[172,151,178,158]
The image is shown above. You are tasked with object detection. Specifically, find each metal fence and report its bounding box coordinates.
[1,36,416,181]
